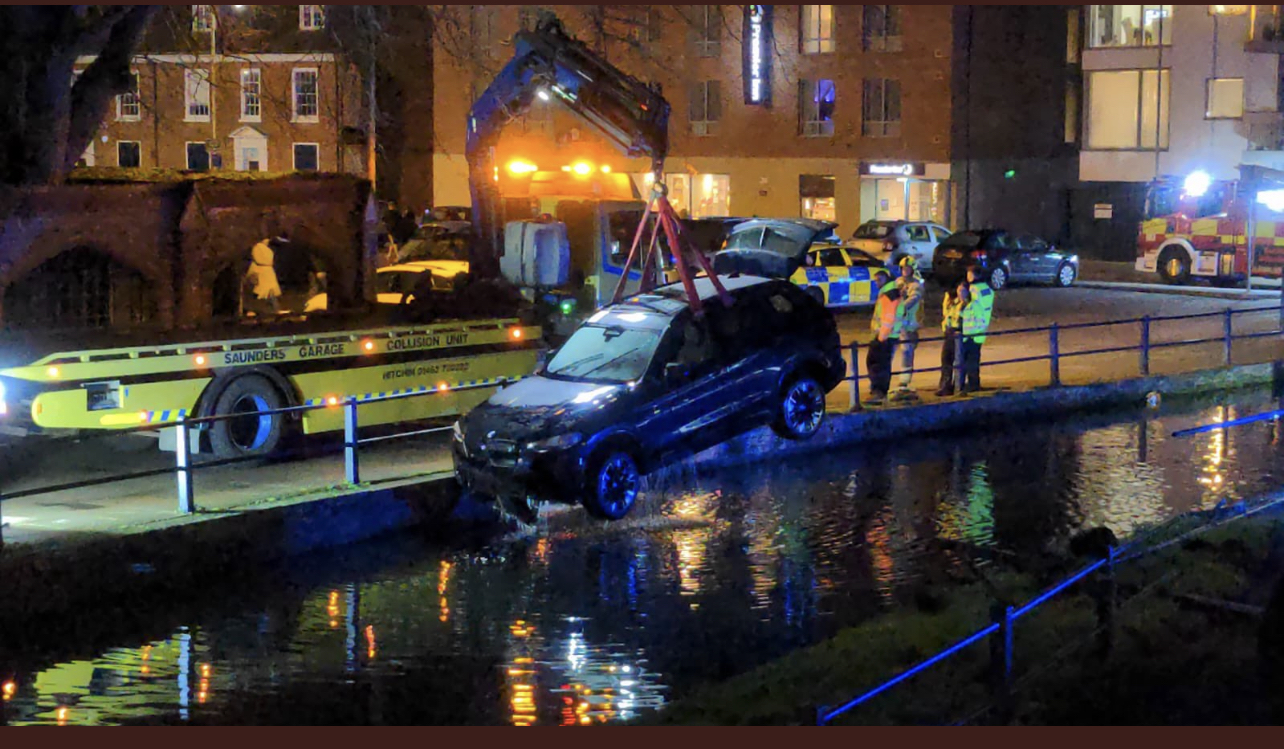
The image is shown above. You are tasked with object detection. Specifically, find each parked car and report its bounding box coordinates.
[452,275,845,521]
[303,260,468,312]
[848,220,952,273]
[421,205,472,225]
[712,218,886,307]
[932,229,1079,290]
[398,223,471,263]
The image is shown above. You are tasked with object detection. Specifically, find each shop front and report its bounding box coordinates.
[858,161,952,226]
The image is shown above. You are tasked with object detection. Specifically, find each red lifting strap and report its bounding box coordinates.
[609,192,731,315]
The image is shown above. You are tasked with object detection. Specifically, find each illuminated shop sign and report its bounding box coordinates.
[742,5,773,106]
[860,162,926,177]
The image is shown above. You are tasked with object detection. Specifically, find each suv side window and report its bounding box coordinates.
[906,225,931,242]
[931,225,951,243]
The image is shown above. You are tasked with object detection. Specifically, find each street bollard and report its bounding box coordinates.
[176,417,195,514]
[1139,316,1151,377]
[848,342,862,412]
[989,602,1015,724]
[344,398,360,485]
[1049,323,1061,387]
[1224,307,1234,366]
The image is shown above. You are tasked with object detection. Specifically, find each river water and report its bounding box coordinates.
[5,389,1284,725]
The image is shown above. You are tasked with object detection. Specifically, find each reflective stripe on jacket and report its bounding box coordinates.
[962,283,993,342]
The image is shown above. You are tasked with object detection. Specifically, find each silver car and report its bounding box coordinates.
[849,220,952,274]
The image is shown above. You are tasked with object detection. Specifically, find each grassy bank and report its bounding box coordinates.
[648,510,1284,725]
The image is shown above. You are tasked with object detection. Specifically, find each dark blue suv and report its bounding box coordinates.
[452,275,844,521]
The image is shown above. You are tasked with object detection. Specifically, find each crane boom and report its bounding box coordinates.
[464,12,671,278]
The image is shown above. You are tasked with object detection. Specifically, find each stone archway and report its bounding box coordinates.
[2,246,154,331]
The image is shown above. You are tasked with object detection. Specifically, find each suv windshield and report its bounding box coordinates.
[852,222,895,239]
[545,324,664,383]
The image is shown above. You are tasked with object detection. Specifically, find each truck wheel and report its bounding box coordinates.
[583,448,641,520]
[1158,249,1191,285]
[772,373,826,440]
[207,375,286,459]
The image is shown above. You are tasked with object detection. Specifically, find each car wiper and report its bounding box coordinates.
[575,345,649,380]
[546,351,607,378]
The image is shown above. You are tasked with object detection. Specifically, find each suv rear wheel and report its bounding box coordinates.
[772,374,826,440]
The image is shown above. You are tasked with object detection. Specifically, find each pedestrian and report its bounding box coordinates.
[937,283,966,396]
[960,265,995,394]
[891,256,924,401]
[864,269,902,405]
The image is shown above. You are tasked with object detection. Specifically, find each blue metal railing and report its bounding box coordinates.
[816,489,1284,725]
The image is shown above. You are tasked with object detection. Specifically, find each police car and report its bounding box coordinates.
[711,218,886,307]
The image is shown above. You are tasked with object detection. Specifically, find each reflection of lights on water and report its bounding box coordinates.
[328,590,341,629]
[866,508,896,602]
[673,528,709,602]
[2,680,15,700]
[364,625,377,660]
[56,706,69,725]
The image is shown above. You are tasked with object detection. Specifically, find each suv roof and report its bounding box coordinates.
[616,275,773,318]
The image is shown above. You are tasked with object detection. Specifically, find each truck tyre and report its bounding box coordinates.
[207,374,286,459]
[772,373,826,440]
[1158,248,1191,285]
[583,448,641,520]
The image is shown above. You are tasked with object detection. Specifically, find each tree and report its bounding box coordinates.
[0,5,158,186]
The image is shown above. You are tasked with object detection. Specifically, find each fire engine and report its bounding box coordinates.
[1136,169,1284,285]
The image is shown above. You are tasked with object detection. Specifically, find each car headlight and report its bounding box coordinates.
[525,432,583,452]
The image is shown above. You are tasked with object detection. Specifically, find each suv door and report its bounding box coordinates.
[640,312,728,462]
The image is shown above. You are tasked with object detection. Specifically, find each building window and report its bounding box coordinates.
[862,78,901,137]
[863,5,902,52]
[184,68,211,122]
[1206,78,1244,119]
[292,68,319,123]
[629,6,664,44]
[693,174,730,218]
[689,80,722,136]
[294,143,320,172]
[191,5,214,33]
[186,142,210,172]
[800,175,837,222]
[799,79,836,137]
[299,5,325,31]
[116,70,141,121]
[1065,79,1080,144]
[800,6,835,53]
[240,68,261,121]
[117,141,141,168]
[694,6,722,57]
[1086,69,1170,149]
[1088,6,1172,48]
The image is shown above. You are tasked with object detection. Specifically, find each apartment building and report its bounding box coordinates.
[431,5,954,234]
[1074,4,1284,255]
[76,5,365,177]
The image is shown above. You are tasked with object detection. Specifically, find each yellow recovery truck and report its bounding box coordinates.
[0,173,540,459]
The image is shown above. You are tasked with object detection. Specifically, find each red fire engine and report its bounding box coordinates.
[1135,169,1284,285]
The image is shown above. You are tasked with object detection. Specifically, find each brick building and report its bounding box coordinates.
[75,5,366,178]
[431,5,955,234]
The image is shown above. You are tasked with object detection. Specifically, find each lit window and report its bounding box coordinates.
[299,5,325,31]
[799,79,836,137]
[117,71,141,121]
[693,174,730,218]
[800,6,835,53]
[192,5,215,33]
[863,5,902,52]
[862,78,901,138]
[185,68,211,122]
[292,68,319,122]
[1086,69,1170,149]
[241,68,261,121]
[1206,78,1244,119]
[294,143,320,172]
[1087,5,1172,48]
[689,80,722,137]
[800,175,836,222]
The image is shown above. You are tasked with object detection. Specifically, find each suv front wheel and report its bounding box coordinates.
[583,449,641,520]
[772,373,826,440]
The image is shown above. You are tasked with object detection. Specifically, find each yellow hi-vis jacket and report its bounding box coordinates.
[962,281,994,342]
[942,293,964,332]
[871,281,903,342]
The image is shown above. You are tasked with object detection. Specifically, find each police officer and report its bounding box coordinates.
[865,269,902,404]
[892,256,924,401]
[960,265,995,394]
[937,282,966,396]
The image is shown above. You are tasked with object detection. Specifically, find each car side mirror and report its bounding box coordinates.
[664,362,689,386]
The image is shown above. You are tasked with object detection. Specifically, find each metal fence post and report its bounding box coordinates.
[848,342,862,412]
[989,602,1015,724]
[1139,316,1151,377]
[1223,307,1234,366]
[344,398,360,485]
[176,417,194,514]
[1049,323,1061,387]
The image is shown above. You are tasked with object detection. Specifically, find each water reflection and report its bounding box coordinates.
[6,391,1284,725]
